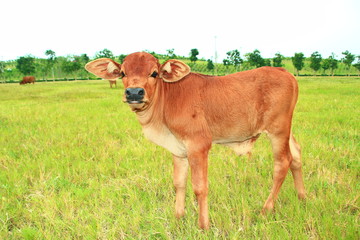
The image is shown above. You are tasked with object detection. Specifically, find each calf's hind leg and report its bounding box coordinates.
[289,134,306,199]
[262,133,292,213]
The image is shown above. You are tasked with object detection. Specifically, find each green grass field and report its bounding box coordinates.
[0,77,359,239]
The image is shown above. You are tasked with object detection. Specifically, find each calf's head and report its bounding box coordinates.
[85,52,191,111]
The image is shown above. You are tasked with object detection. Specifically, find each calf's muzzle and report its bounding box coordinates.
[125,87,145,103]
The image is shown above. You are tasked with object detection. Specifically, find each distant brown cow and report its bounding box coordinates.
[20,76,36,85]
[108,79,117,88]
[85,52,306,229]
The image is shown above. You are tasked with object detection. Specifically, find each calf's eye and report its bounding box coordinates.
[150,71,158,78]
[120,71,126,78]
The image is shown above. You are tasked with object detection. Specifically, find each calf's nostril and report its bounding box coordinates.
[125,90,131,96]
[138,90,145,96]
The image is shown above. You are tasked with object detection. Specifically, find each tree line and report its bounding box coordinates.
[0,48,359,82]
[218,49,359,76]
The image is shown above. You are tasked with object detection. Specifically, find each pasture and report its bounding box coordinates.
[0,77,359,239]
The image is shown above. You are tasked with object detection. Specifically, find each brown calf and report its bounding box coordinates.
[85,52,306,229]
[20,76,36,85]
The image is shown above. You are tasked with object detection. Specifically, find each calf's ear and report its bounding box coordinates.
[85,58,122,79]
[159,60,190,82]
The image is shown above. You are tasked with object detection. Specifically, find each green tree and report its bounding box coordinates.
[96,49,114,59]
[79,54,90,64]
[226,50,243,71]
[342,50,355,76]
[329,53,338,76]
[38,59,50,80]
[273,53,284,67]
[322,53,338,76]
[118,54,127,63]
[0,61,4,75]
[223,59,231,74]
[61,56,82,80]
[166,49,176,59]
[0,61,5,81]
[77,54,91,79]
[45,50,56,61]
[264,59,271,66]
[16,55,36,76]
[45,50,57,80]
[353,56,360,76]
[291,52,305,76]
[321,58,330,75]
[310,51,322,76]
[4,68,15,80]
[189,48,199,65]
[245,49,265,68]
[206,59,214,75]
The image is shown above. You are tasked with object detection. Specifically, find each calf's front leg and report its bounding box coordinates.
[187,142,211,229]
[173,155,189,218]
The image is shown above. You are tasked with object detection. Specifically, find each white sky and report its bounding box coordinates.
[1,0,359,62]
